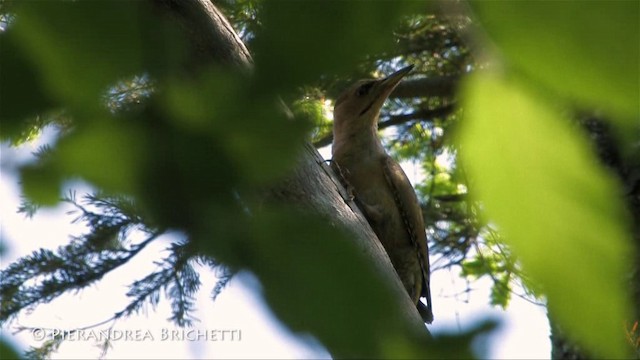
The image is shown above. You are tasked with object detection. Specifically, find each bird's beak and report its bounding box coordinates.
[354,64,414,119]
[378,64,414,95]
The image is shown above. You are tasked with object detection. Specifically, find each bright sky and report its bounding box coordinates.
[1,134,551,359]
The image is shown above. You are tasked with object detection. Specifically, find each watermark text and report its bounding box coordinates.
[30,328,242,342]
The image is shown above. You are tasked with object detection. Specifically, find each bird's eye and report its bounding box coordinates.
[356,82,374,97]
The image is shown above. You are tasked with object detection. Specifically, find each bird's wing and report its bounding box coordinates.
[382,156,433,323]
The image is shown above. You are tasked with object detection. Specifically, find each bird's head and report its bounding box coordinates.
[333,65,414,136]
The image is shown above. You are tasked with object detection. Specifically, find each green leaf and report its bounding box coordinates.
[55,121,146,195]
[292,97,327,128]
[253,1,420,93]
[0,338,22,360]
[20,161,63,206]
[0,31,58,139]
[458,72,632,358]
[489,274,511,309]
[472,1,640,121]
[461,258,489,277]
[162,69,311,185]
[11,1,186,116]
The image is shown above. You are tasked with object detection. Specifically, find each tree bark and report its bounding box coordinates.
[154,0,252,71]
[153,0,429,346]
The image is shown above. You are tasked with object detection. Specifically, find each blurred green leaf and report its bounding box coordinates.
[461,258,490,277]
[162,69,311,185]
[0,337,22,360]
[253,1,421,94]
[11,1,186,117]
[55,121,146,195]
[0,31,59,140]
[20,161,63,206]
[472,1,640,121]
[458,72,633,358]
[382,319,497,359]
[18,120,146,206]
[136,109,240,231]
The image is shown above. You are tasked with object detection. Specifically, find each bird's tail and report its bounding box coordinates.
[417,299,433,324]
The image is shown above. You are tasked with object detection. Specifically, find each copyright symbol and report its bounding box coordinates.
[32,328,45,341]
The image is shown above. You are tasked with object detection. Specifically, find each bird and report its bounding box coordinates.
[331,64,433,324]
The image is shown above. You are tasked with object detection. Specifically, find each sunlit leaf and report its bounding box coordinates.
[489,274,510,309]
[292,97,327,128]
[458,72,633,357]
[472,1,640,121]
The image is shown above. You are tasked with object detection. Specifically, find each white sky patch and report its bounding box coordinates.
[435,148,455,172]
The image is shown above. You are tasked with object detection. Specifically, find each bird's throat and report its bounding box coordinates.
[359,99,376,116]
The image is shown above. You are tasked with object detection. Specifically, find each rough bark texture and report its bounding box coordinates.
[153,0,429,341]
[154,0,252,71]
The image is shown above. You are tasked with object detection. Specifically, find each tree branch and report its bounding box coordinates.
[379,104,456,129]
[391,75,460,99]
